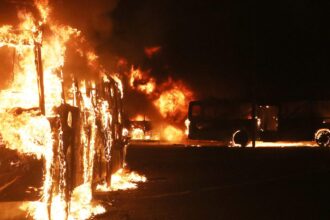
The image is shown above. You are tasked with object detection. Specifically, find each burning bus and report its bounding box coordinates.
[188,98,330,147]
[0,1,128,219]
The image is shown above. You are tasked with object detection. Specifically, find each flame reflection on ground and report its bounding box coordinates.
[96,168,147,192]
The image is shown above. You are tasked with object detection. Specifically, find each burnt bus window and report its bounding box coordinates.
[216,103,252,120]
[191,104,202,117]
[313,101,330,118]
[281,101,311,118]
[204,106,216,119]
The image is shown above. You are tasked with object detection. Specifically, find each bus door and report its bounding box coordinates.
[257,105,279,141]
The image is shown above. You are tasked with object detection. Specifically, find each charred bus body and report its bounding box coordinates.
[0,77,127,201]
[188,98,330,147]
[0,32,127,204]
[53,77,127,195]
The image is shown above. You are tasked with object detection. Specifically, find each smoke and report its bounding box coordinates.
[0,0,120,81]
[48,0,124,83]
[49,0,118,48]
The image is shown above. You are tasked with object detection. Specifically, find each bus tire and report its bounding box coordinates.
[315,129,330,147]
[232,130,249,148]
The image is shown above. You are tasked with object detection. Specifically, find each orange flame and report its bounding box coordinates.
[154,78,193,123]
[185,118,190,136]
[129,67,156,95]
[96,168,147,192]
[0,1,121,219]
[128,64,194,141]
[131,114,148,121]
[131,128,145,140]
[163,125,184,142]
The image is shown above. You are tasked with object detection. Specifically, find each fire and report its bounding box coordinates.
[129,67,156,95]
[154,78,193,123]
[113,74,124,98]
[185,118,190,136]
[0,0,148,218]
[0,5,81,115]
[35,0,50,22]
[163,125,184,142]
[0,110,52,159]
[132,114,148,121]
[0,5,63,219]
[131,128,145,140]
[249,141,317,148]
[79,82,97,185]
[0,0,130,219]
[110,169,147,191]
[128,66,194,141]
[96,168,147,192]
[129,115,157,140]
[21,183,106,220]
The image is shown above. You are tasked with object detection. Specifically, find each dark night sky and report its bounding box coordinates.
[106,0,330,100]
[107,0,255,99]
[0,0,330,100]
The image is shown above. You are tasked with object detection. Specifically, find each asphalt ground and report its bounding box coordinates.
[1,144,330,220]
[96,144,330,220]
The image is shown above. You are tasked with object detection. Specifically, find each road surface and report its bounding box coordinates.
[96,144,330,220]
[1,143,330,219]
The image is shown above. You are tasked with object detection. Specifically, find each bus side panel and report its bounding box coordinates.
[189,119,254,141]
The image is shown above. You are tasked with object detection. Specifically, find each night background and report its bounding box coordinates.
[0,0,329,100]
[104,0,329,100]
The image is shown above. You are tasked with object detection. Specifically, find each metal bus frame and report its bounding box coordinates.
[0,26,127,218]
[188,98,330,147]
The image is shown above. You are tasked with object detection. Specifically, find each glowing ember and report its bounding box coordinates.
[96,168,147,192]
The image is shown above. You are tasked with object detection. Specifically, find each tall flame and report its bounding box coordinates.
[0,1,118,219]
[0,1,150,219]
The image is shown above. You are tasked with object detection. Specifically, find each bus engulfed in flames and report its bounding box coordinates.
[0,1,145,219]
[129,68,194,142]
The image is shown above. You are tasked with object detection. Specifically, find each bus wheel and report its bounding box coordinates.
[315,129,330,147]
[232,130,249,148]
